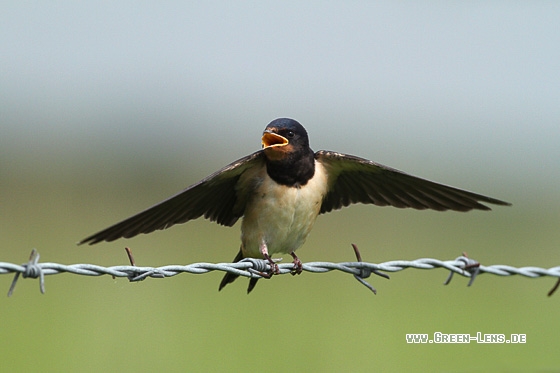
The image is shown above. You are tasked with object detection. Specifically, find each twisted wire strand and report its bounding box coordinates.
[2,249,559,296]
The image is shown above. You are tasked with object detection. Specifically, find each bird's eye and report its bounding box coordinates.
[287,131,295,138]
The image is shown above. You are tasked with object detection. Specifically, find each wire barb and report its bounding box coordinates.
[350,243,390,294]
[242,257,277,279]
[7,249,45,297]
[548,278,560,297]
[2,248,560,296]
[443,252,480,287]
[123,247,166,282]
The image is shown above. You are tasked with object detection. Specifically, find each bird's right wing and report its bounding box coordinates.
[79,151,265,245]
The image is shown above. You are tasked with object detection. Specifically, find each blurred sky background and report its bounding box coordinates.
[2,2,560,372]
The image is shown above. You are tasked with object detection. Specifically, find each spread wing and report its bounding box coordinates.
[80,151,265,245]
[316,151,510,214]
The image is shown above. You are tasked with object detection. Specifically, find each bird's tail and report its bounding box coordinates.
[218,247,259,293]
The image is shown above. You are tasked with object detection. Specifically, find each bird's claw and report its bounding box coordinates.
[290,251,303,276]
[261,253,280,278]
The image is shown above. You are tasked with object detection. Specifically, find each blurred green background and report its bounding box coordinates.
[2,2,559,372]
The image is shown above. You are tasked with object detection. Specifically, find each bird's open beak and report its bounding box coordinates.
[262,130,289,149]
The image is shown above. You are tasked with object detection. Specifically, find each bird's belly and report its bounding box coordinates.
[240,165,328,258]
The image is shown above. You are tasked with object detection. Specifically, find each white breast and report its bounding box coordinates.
[239,161,329,258]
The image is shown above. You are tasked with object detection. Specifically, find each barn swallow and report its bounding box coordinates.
[80,118,510,292]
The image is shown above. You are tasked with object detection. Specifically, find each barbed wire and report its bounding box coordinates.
[2,247,560,297]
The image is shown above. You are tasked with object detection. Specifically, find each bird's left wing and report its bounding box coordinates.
[316,150,510,214]
[80,151,265,245]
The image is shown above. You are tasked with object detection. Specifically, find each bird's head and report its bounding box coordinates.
[261,118,310,161]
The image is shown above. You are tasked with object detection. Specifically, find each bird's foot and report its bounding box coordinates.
[259,253,280,278]
[290,251,303,276]
[258,241,280,278]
